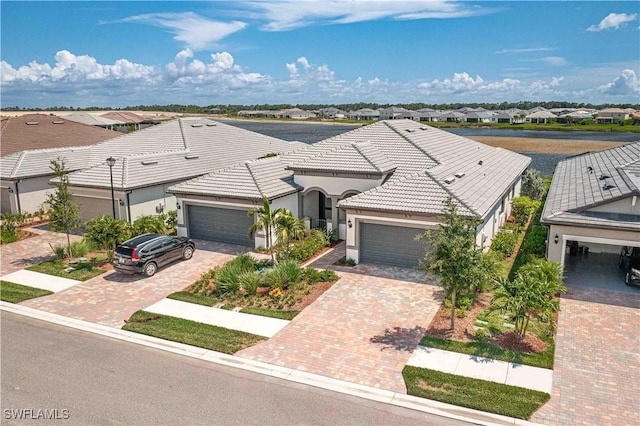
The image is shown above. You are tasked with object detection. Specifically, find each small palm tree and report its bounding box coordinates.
[275,212,307,260]
[247,196,286,263]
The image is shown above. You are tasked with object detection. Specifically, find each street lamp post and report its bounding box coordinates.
[106,157,116,218]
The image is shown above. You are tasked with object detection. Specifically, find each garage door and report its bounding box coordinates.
[72,196,114,222]
[187,205,253,246]
[359,223,427,268]
[1,188,12,213]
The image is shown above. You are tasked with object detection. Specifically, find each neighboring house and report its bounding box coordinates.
[348,108,380,121]
[100,111,158,132]
[379,107,417,120]
[61,118,305,223]
[170,119,530,268]
[279,108,316,120]
[63,113,124,130]
[495,110,518,124]
[318,107,347,119]
[416,109,442,122]
[541,142,640,271]
[438,111,466,122]
[0,114,118,214]
[464,111,496,123]
[596,108,631,124]
[525,110,557,124]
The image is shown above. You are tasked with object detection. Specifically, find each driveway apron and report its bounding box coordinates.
[532,288,640,425]
[19,240,248,328]
[237,266,442,393]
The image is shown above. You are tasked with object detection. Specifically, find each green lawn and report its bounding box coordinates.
[168,291,218,306]
[0,280,53,303]
[240,306,299,320]
[26,257,108,281]
[403,366,550,420]
[122,310,265,354]
[420,335,554,369]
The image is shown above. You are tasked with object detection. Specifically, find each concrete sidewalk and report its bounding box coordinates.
[1,269,81,293]
[407,346,553,393]
[144,298,289,338]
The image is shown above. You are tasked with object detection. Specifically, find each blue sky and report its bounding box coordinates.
[1,1,639,108]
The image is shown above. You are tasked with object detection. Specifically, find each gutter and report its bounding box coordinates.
[125,190,132,224]
[14,180,21,214]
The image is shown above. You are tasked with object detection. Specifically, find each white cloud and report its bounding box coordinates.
[540,56,568,66]
[598,69,640,95]
[587,12,637,32]
[495,47,555,54]
[117,12,247,50]
[297,57,311,69]
[246,0,491,31]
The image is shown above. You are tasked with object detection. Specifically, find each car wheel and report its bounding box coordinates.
[143,262,158,277]
[183,246,194,260]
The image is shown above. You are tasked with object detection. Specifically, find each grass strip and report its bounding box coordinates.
[0,280,53,303]
[167,291,218,307]
[240,306,298,320]
[123,310,265,354]
[420,335,554,369]
[26,260,106,281]
[403,366,550,420]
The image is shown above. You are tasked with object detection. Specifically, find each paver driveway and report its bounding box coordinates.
[532,288,640,425]
[20,240,252,328]
[0,227,82,275]
[238,245,442,393]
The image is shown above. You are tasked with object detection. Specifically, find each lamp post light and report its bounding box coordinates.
[106,157,116,218]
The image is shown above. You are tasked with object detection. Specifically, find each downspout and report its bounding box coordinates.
[14,180,22,214]
[125,190,133,224]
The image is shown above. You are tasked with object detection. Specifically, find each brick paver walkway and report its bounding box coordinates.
[238,245,441,393]
[1,227,82,275]
[532,288,640,425]
[20,240,253,328]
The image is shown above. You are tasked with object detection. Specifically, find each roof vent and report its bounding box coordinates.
[184,154,199,159]
[419,126,429,130]
[478,160,484,166]
[141,160,158,165]
[26,121,38,125]
[454,172,465,178]
[405,129,416,133]
[191,123,203,128]
[206,123,217,127]
[443,176,456,184]
[602,183,616,190]
[52,120,64,124]
[598,173,610,181]
[587,166,594,174]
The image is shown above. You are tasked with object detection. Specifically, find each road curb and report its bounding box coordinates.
[1,301,544,426]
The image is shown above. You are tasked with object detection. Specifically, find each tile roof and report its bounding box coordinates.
[0,146,93,179]
[0,114,117,157]
[99,111,146,123]
[63,113,123,126]
[169,156,301,200]
[63,118,306,190]
[286,140,396,174]
[542,141,640,230]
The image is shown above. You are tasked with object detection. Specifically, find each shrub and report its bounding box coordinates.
[165,210,178,230]
[132,214,167,235]
[520,225,547,257]
[336,256,356,266]
[238,271,262,295]
[84,216,132,250]
[265,259,302,289]
[303,267,323,284]
[490,230,518,259]
[511,196,540,228]
[521,169,545,201]
[51,244,66,259]
[0,215,18,244]
[69,239,96,257]
[282,229,330,262]
[215,255,255,295]
[318,269,338,282]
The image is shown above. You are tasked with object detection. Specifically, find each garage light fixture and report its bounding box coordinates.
[554,234,559,244]
[176,202,181,210]
[348,219,353,228]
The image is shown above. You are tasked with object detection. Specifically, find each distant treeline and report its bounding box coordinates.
[5,101,639,113]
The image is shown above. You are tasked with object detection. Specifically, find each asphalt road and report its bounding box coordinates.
[1,312,470,425]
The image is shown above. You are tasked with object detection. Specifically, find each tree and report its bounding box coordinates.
[84,215,132,250]
[422,198,489,330]
[274,212,307,261]
[493,258,565,339]
[45,158,82,257]
[247,196,286,263]
[521,169,545,201]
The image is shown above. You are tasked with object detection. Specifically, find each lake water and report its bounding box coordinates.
[219,119,638,176]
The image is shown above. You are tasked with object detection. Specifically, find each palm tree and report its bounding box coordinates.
[275,212,307,260]
[247,196,286,263]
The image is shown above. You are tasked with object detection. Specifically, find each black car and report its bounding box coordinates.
[619,246,640,286]
[113,234,195,277]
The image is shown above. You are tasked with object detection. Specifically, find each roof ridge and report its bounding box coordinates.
[244,161,265,198]
[352,140,384,173]
[383,120,441,166]
[178,119,188,150]
[11,151,27,178]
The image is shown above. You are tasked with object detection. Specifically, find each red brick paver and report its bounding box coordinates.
[237,269,441,393]
[20,240,251,328]
[533,288,640,425]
